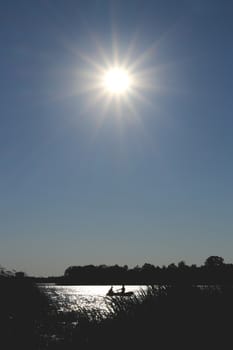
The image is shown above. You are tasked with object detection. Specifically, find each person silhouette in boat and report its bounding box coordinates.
[107,286,114,295]
[120,284,125,294]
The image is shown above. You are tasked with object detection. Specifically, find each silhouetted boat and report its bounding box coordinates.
[106,291,134,297]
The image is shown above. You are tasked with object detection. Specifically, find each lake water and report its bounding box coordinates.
[39,284,147,313]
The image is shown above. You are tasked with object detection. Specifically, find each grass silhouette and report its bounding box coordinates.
[1,280,233,349]
[42,284,233,349]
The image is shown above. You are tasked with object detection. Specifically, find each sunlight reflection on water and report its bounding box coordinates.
[39,285,147,313]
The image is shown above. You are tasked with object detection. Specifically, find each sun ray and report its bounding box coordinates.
[55,26,171,138]
[111,25,120,66]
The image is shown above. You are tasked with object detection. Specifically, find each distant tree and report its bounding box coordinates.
[167,263,177,270]
[141,263,156,271]
[177,261,187,269]
[204,256,224,268]
[64,266,75,278]
[15,272,25,278]
[190,264,197,269]
[132,265,141,271]
[99,264,108,269]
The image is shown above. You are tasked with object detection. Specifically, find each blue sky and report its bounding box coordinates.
[1,0,233,276]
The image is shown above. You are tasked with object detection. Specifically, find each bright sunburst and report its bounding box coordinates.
[70,36,160,125]
[103,67,131,94]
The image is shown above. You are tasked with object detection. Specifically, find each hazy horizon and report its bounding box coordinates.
[1,0,233,276]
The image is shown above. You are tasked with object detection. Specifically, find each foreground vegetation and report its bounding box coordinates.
[1,277,233,350]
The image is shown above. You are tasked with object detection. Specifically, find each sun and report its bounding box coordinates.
[103,67,132,94]
[74,42,157,118]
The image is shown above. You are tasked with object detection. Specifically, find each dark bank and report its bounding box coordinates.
[1,256,233,350]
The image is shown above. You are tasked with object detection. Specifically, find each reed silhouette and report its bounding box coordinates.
[2,281,232,349]
[1,257,233,350]
[59,284,233,350]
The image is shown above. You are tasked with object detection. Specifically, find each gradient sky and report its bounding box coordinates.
[1,0,233,276]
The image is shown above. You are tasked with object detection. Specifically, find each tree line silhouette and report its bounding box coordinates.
[1,256,233,349]
[57,256,233,285]
[8,256,233,285]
